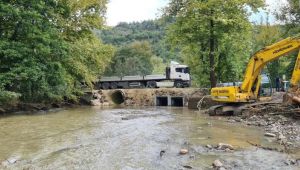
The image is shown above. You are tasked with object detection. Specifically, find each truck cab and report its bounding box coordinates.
[168,61,191,87]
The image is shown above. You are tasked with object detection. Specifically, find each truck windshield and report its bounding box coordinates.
[176,67,190,73]
[184,67,190,73]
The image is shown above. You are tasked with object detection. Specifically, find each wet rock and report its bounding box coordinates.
[217,143,234,150]
[246,121,254,126]
[284,159,296,165]
[189,155,195,159]
[213,159,223,167]
[51,103,61,108]
[7,157,18,164]
[258,121,267,126]
[2,156,20,166]
[227,119,236,123]
[0,107,6,114]
[224,148,232,152]
[159,150,165,157]
[183,141,189,145]
[206,144,213,149]
[182,165,193,169]
[90,99,101,106]
[278,133,286,141]
[102,102,110,106]
[121,117,129,120]
[236,118,242,122]
[179,149,189,155]
[264,133,276,137]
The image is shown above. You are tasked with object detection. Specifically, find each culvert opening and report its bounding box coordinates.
[171,97,184,107]
[156,96,168,106]
[111,90,125,105]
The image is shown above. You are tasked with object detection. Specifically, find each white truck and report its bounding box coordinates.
[96,61,191,89]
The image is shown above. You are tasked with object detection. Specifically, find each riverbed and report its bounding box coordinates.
[0,107,298,169]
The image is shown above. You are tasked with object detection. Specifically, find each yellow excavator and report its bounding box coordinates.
[210,35,300,115]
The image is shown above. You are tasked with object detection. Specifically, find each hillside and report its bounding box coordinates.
[96,20,180,63]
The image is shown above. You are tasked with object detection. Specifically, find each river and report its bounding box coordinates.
[0,107,298,169]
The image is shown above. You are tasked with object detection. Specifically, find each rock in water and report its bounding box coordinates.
[182,165,193,169]
[264,133,276,137]
[278,133,286,140]
[179,149,189,155]
[159,150,165,157]
[218,143,234,150]
[206,144,213,149]
[90,99,101,106]
[213,159,223,167]
[0,107,6,114]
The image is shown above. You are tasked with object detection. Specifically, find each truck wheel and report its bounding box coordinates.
[175,81,182,88]
[147,81,156,88]
[110,82,118,89]
[139,83,146,88]
[102,82,110,90]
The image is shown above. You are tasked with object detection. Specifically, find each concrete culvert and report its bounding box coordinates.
[156,96,168,106]
[171,97,184,107]
[111,90,125,105]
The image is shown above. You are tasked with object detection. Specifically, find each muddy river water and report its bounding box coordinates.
[0,107,299,169]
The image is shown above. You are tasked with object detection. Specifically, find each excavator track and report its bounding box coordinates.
[209,104,243,116]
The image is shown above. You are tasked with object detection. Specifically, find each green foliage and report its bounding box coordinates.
[0,0,113,104]
[150,56,167,74]
[0,90,21,106]
[105,41,154,76]
[276,0,300,80]
[277,0,300,34]
[164,0,264,87]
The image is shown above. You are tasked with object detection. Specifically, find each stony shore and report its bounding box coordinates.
[225,103,300,157]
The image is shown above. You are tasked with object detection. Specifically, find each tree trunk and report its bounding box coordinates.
[209,15,217,88]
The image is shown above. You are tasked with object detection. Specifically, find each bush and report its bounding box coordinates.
[0,90,21,106]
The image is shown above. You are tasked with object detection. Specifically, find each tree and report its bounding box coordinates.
[151,56,167,74]
[0,0,113,104]
[164,0,264,87]
[277,0,300,34]
[105,41,154,76]
[276,0,300,80]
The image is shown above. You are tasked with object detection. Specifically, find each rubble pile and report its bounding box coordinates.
[229,103,300,152]
[283,89,300,105]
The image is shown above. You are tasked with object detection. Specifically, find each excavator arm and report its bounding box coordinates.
[211,35,300,103]
[290,50,300,89]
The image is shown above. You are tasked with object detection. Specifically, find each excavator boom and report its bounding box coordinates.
[211,35,300,103]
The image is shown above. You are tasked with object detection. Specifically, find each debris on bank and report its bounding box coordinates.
[227,102,300,153]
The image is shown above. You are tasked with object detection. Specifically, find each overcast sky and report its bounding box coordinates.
[106,0,288,26]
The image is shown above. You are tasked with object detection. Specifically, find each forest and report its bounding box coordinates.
[0,0,299,106]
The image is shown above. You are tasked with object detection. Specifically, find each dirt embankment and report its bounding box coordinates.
[83,88,210,107]
[0,102,78,115]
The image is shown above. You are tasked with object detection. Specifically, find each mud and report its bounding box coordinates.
[0,107,298,169]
